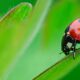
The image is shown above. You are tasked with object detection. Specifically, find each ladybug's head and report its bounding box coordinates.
[62,33,75,55]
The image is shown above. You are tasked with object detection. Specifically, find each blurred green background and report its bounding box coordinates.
[0,0,37,16]
[0,0,80,80]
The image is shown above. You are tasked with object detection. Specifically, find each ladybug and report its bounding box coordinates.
[61,19,80,58]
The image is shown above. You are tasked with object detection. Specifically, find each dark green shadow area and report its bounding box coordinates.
[61,60,80,80]
[0,0,37,16]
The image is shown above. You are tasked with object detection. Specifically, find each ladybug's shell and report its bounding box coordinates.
[69,19,80,41]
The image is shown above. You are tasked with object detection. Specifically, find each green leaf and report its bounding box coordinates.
[5,0,53,80]
[33,49,80,80]
[0,2,32,79]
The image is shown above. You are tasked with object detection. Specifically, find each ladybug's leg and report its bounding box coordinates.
[72,40,76,59]
[64,46,70,55]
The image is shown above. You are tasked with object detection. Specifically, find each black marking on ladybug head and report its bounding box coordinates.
[61,32,77,57]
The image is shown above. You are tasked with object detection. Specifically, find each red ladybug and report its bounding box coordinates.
[61,19,80,58]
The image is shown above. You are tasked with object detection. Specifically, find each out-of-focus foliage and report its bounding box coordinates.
[0,0,37,16]
[0,0,53,80]
[0,2,32,80]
